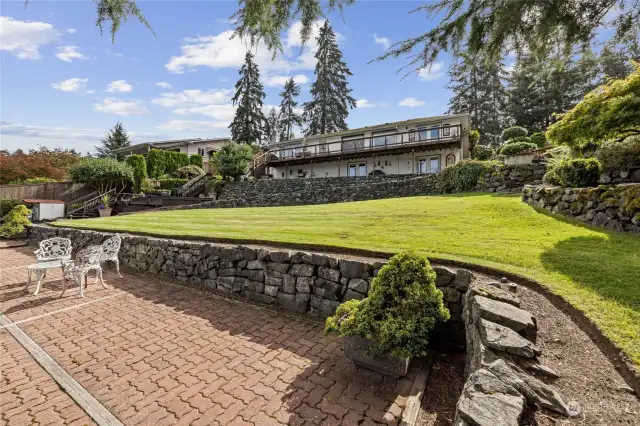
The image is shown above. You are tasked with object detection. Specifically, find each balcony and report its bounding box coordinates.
[266,125,463,165]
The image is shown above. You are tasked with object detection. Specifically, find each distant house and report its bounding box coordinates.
[263,114,471,179]
[111,138,231,173]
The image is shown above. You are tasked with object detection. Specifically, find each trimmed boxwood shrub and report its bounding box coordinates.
[189,154,204,168]
[501,126,528,142]
[595,136,640,174]
[473,145,495,160]
[499,141,538,156]
[0,205,31,238]
[325,251,449,358]
[530,132,547,148]
[543,158,602,187]
[437,160,500,193]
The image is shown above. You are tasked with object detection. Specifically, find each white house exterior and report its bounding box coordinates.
[111,138,231,173]
[264,114,471,179]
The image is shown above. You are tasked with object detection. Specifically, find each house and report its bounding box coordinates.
[111,138,231,173]
[263,114,471,179]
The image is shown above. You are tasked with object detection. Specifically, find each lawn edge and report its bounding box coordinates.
[43,223,640,396]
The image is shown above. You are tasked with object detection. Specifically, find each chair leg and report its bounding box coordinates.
[115,259,123,278]
[98,268,107,289]
[79,275,85,298]
[33,270,45,295]
[24,270,32,290]
[60,275,66,297]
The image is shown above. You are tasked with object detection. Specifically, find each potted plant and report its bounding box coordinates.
[97,194,114,217]
[325,251,450,377]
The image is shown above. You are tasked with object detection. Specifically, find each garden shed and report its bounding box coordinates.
[23,199,65,221]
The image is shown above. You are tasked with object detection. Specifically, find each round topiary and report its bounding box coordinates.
[325,251,450,358]
[473,145,496,161]
[499,141,538,156]
[501,126,528,142]
[530,132,547,148]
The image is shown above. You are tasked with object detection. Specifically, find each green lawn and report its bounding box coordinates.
[54,193,640,369]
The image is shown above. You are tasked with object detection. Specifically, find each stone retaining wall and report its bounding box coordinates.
[29,225,471,344]
[455,281,578,424]
[522,184,640,232]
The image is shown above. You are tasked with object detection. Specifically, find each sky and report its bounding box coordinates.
[1,1,495,154]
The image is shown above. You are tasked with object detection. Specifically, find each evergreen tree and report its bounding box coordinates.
[599,31,640,81]
[229,52,268,145]
[278,78,302,141]
[303,21,357,136]
[265,107,279,145]
[446,52,508,147]
[96,122,130,160]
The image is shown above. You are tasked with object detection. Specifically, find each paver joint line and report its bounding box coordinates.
[0,312,124,426]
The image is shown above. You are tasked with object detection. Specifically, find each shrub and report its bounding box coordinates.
[437,160,500,193]
[212,143,253,182]
[146,149,166,179]
[0,147,81,184]
[125,154,148,193]
[469,129,480,158]
[499,141,538,156]
[530,132,547,148]
[189,154,204,168]
[157,178,188,191]
[543,158,602,187]
[595,136,640,174]
[0,198,23,217]
[501,126,528,142]
[174,165,205,179]
[69,158,134,194]
[8,177,60,184]
[204,175,225,199]
[0,205,32,238]
[325,251,449,358]
[473,145,495,160]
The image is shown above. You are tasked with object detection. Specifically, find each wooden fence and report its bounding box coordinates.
[0,182,90,201]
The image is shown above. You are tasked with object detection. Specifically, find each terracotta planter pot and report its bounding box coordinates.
[98,208,112,217]
[343,337,412,378]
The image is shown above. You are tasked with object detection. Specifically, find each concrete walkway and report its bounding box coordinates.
[0,246,415,425]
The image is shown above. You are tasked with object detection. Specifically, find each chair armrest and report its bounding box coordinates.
[34,249,44,259]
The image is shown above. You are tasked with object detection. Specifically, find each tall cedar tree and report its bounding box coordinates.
[506,48,599,132]
[96,122,131,160]
[599,30,640,81]
[446,52,508,147]
[303,21,357,136]
[278,78,303,141]
[230,52,268,145]
[265,107,279,145]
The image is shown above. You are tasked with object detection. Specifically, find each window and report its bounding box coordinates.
[442,124,451,137]
[429,125,440,139]
[416,156,441,174]
[408,130,416,141]
[418,128,428,141]
[446,154,456,166]
[372,130,397,147]
[343,134,365,151]
[197,148,205,156]
[348,162,367,177]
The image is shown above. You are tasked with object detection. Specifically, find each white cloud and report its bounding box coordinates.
[55,45,87,62]
[156,81,172,89]
[51,77,88,92]
[158,120,230,132]
[373,34,390,50]
[356,99,385,109]
[165,20,336,74]
[399,97,426,107]
[106,80,133,93]
[86,90,95,94]
[65,28,77,34]
[263,74,309,87]
[418,62,445,81]
[151,89,235,121]
[0,17,58,59]
[94,98,150,116]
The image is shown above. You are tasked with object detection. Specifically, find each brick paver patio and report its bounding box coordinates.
[0,246,415,425]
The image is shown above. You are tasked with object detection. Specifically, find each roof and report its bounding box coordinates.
[23,199,65,204]
[110,137,232,154]
[268,113,470,148]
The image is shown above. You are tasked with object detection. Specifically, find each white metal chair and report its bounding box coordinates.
[35,237,72,262]
[98,234,123,279]
[62,245,105,297]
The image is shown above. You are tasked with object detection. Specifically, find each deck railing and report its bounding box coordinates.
[267,124,462,162]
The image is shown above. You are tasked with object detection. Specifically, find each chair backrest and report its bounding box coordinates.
[101,234,122,259]
[38,237,72,260]
[75,246,103,269]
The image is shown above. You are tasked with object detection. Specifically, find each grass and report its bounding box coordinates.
[54,193,640,369]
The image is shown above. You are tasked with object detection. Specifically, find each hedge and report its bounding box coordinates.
[543,158,602,187]
[189,154,204,168]
[146,150,190,178]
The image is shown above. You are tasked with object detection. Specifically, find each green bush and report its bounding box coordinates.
[212,143,253,182]
[7,177,59,184]
[473,145,495,160]
[325,251,449,358]
[165,151,190,175]
[146,149,166,179]
[595,136,640,174]
[501,126,528,142]
[68,158,134,193]
[469,129,480,158]
[157,178,188,190]
[530,132,547,148]
[543,158,602,187]
[0,205,32,238]
[125,154,148,193]
[174,165,205,179]
[189,154,204,168]
[0,198,23,217]
[437,160,500,193]
[204,175,225,199]
[499,141,538,156]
